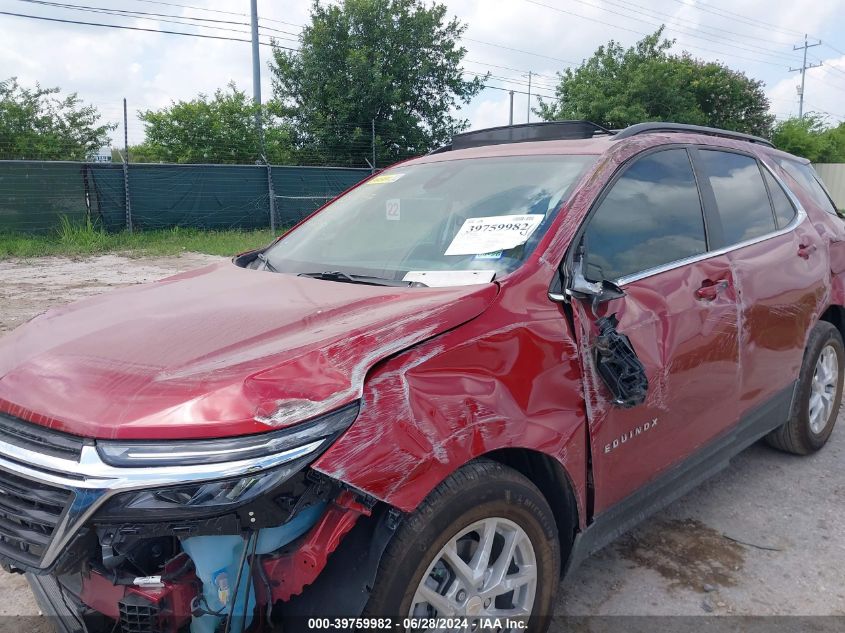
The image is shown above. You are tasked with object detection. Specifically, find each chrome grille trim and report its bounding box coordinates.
[0,436,325,570]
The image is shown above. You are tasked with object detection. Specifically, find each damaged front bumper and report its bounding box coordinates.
[0,403,372,632]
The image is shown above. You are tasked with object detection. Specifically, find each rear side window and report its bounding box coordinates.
[776,158,839,216]
[698,151,776,245]
[763,170,797,229]
[583,148,706,280]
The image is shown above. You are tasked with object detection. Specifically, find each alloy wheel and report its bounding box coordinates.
[809,344,840,434]
[409,517,537,625]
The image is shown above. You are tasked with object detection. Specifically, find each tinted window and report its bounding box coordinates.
[584,149,706,280]
[776,158,839,216]
[763,170,797,229]
[699,151,775,245]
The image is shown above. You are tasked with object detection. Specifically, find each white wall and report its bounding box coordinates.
[814,164,845,210]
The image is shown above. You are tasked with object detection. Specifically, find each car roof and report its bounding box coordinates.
[404,121,804,167]
[410,136,614,165]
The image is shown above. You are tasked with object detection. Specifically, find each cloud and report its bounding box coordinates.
[0,0,844,151]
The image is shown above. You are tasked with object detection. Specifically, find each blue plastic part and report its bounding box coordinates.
[181,502,326,633]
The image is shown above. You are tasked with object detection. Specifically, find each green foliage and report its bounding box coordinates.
[771,115,845,162]
[137,83,293,164]
[0,77,115,160]
[537,28,775,137]
[0,221,277,258]
[269,0,484,166]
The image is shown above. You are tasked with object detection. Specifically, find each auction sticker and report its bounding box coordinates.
[403,270,495,287]
[444,214,543,256]
[366,173,404,185]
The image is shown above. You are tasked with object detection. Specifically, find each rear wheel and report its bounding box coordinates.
[766,321,844,454]
[364,460,560,632]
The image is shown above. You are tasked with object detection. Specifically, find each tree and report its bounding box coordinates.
[137,83,292,164]
[771,115,845,162]
[0,77,115,160]
[269,0,484,166]
[536,28,774,137]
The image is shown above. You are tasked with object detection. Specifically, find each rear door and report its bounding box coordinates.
[571,147,743,511]
[694,149,827,412]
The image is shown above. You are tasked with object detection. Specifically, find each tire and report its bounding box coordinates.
[364,460,560,633]
[766,321,844,455]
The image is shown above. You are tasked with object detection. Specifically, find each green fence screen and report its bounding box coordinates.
[0,161,370,234]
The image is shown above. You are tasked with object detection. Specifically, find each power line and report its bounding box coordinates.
[0,10,297,49]
[462,71,556,99]
[521,0,794,67]
[573,0,799,58]
[14,0,299,36]
[596,0,794,47]
[464,59,556,81]
[124,0,304,29]
[462,37,578,65]
[667,0,804,39]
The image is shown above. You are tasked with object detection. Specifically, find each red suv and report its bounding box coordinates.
[0,121,842,633]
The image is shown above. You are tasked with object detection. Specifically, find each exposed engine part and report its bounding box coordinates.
[594,314,648,408]
[259,490,373,603]
[118,593,160,633]
[77,559,197,633]
[64,471,377,632]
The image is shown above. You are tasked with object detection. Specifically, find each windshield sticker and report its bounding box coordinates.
[474,250,503,260]
[366,173,405,185]
[403,270,496,287]
[444,214,544,256]
[386,198,400,221]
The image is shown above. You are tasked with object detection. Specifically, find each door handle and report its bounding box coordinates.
[798,243,818,259]
[695,279,729,301]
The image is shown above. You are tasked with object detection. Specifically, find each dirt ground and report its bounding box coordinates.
[0,254,843,628]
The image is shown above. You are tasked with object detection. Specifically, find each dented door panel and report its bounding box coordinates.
[314,280,589,521]
[728,223,829,412]
[574,254,742,513]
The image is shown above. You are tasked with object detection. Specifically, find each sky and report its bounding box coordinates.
[1,0,844,146]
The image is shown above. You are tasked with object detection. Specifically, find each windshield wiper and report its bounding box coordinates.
[297,271,426,287]
[256,252,280,273]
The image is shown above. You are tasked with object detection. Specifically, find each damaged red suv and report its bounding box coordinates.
[0,121,843,633]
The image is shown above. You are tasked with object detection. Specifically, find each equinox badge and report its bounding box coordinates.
[604,418,658,454]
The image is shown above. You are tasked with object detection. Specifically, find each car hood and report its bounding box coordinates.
[0,262,498,439]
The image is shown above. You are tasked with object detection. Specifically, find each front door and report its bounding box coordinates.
[570,147,743,512]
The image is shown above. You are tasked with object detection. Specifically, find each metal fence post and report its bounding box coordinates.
[122,98,133,233]
[266,160,277,233]
[371,119,376,174]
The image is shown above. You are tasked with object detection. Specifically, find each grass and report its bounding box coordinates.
[0,218,278,259]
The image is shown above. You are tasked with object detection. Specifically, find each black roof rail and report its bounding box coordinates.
[437,121,613,153]
[613,122,774,148]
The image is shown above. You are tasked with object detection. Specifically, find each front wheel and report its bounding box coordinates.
[364,460,560,632]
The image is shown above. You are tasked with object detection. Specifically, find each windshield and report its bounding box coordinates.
[262,155,597,286]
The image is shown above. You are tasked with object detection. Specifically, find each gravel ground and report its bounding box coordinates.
[0,254,843,630]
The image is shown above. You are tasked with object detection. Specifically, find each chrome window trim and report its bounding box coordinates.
[614,158,806,288]
[0,437,326,570]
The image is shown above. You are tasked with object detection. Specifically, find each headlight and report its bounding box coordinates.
[92,402,359,521]
[95,461,307,521]
[96,402,359,467]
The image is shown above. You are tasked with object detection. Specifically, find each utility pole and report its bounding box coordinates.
[789,34,822,118]
[526,71,532,123]
[250,0,261,112]
[371,119,376,173]
[250,0,278,233]
[509,90,514,126]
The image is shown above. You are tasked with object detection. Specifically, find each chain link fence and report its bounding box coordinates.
[0,160,369,234]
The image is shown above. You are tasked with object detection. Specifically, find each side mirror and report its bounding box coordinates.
[561,258,625,312]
